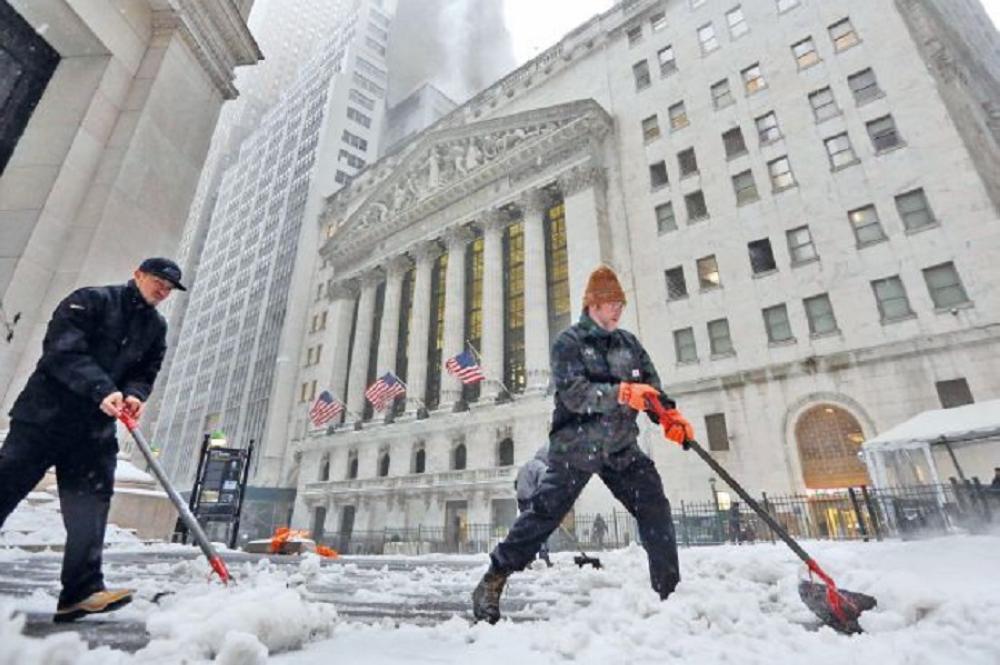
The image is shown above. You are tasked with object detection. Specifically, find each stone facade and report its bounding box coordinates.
[286,0,1000,542]
[0,0,261,429]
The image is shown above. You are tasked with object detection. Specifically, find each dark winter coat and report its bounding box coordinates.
[10,281,167,439]
[548,312,669,470]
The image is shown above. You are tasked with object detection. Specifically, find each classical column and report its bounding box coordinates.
[405,241,443,415]
[440,226,474,409]
[557,165,611,311]
[477,209,507,401]
[324,279,359,416]
[345,270,382,423]
[519,189,555,393]
[376,255,412,376]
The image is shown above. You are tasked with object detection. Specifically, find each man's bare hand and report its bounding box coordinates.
[99,391,125,417]
[123,395,145,420]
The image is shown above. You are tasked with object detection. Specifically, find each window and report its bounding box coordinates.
[378,451,390,477]
[412,447,426,474]
[793,37,820,69]
[867,115,903,152]
[748,238,777,274]
[741,63,765,94]
[722,126,748,157]
[627,24,643,46]
[809,87,839,122]
[923,262,970,308]
[848,205,886,245]
[633,60,651,90]
[711,79,733,109]
[705,413,730,451]
[452,443,467,470]
[498,438,515,466]
[755,111,781,143]
[848,68,882,104]
[334,170,352,185]
[824,132,857,169]
[669,101,689,130]
[685,190,709,222]
[674,328,698,363]
[829,18,860,51]
[342,130,368,151]
[872,276,913,321]
[650,11,667,32]
[347,452,359,479]
[642,114,661,142]
[319,455,330,481]
[698,23,719,54]
[658,45,677,75]
[338,149,366,169]
[708,319,734,356]
[697,255,721,289]
[804,294,838,335]
[347,107,371,128]
[895,188,935,231]
[649,160,669,188]
[349,89,375,110]
[732,170,759,205]
[678,147,699,177]
[936,379,974,409]
[655,202,677,234]
[786,226,818,264]
[768,156,795,190]
[763,304,794,342]
[777,0,799,12]
[665,266,688,300]
[727,6,749,38]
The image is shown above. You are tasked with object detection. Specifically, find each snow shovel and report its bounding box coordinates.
[555,525,602,569]
[646,400,876,634]
[118,413,233,585]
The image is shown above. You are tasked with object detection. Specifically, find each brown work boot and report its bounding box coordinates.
[54,588,134,623]
[471,567,509,624]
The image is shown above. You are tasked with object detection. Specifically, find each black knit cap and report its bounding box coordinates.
[138,257,187,291]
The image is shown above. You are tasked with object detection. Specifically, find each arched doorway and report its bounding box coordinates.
[795,404,870,489]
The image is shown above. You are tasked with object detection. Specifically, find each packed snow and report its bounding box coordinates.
[1,530,999,664]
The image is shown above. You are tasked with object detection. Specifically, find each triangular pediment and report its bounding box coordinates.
[323,99,612,255]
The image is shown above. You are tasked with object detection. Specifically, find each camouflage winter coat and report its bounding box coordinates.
[548,312,669,471]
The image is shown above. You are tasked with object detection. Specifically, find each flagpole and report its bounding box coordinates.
[465,339,514,401]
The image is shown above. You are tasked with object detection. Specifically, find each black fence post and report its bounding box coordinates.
[848,487,869,542]
[679,500,691,548]
[972,477,993,524]
[861,485,882,541]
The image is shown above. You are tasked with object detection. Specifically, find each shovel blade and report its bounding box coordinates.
[798,580,877,634]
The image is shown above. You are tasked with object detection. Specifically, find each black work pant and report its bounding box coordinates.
[492,448,680,598]
[0,420,117,607]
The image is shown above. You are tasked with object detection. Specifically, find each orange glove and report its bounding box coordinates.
[661,408,695,446]
[617,383,660,412]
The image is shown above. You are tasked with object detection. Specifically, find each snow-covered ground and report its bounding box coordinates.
[2,499,999,664]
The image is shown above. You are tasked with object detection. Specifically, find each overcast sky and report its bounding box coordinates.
[504,0,1000,64]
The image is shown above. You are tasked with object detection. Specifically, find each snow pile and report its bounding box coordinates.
[0,606,127,665]
[0,497,140,548]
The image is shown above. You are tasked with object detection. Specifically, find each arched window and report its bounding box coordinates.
[347,451,359,480]
[319,454,330,481]
[453,443,467,471]
[795,404,869,489]
[378,450,390,477]
[497,438,514,466]
[413,446,426,474]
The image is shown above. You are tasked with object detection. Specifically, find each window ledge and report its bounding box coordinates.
[701,47,720,58]
[831,158,861,172]
[671,123,691,133]
[651,182,670,192]
[809,329,841,340]
[790,256,820,268]
[856,237,888,249]
[835,39,863,54]
[752,268,779,279]
[644,134,662,145]
[904,220,941,235]
[687,214,710,225]
[710,351,736,360]
[636,83,651,92]
[680,172,700,180]
[815,109,842,124]
[745,83,769,96]
[875,142,907,156]
[855,90,886,107]
[768,337,797,347]
[666,294,690,303]
[737,195,761,206]
[880,312,917,325]
[699,284,723,293]
[772,182,798,195]
[798,59,823,72]
[726,149,749,161]
[934,301,974,314]
[660,68,678,79]
[759,134,784,147]
[714,100,735,111]
[676,359,700,366]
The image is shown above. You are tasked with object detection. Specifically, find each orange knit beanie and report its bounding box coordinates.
[582,265,626,308]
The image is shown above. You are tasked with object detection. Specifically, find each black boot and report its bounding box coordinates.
[472,567,509,624]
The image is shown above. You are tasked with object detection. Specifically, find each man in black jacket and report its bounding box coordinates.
[0,257,183,622]
[472,265,694,624]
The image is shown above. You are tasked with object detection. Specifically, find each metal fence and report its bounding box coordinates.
[316,480,1000,556]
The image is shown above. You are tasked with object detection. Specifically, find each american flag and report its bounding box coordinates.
[364,372,406,412]
[309,390,344,427]
[444,349,485,385]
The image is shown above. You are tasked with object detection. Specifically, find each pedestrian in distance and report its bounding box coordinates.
[472,265,694,624]
[591,513,607,549]
[0,258,183,622]
[514,445,554,567]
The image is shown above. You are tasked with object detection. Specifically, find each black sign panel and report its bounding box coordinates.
[195,448,247,519]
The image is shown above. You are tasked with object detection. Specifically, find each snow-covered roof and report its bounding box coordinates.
[862,399,1000,452]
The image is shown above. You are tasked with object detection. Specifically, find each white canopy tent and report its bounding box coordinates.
[861,399,1000,489]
